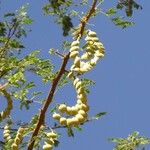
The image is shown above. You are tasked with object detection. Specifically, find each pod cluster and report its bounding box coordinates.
[69,30,105,75]
[3,124,12,143]
[11,127,25,150]
[53,30,105,127]
[43,132,57,150]
[52,77,89,127]
[0,90,13,121]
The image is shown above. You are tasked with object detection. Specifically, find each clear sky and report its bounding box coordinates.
[1,1,150,149]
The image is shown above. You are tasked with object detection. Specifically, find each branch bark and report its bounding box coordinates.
[27,1,98,149]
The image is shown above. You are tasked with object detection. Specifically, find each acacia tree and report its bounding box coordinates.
[0,0,149,150]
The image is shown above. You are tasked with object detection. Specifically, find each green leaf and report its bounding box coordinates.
[22,18,33,24]
[74,126,82,132]
[94,112,107,120]
[67,127,74,137]
[106,8,117,16]
[50,106,57,114]
[4,13,15,17]
[112,17,135,28]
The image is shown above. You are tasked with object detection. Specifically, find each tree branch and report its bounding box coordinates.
[27,1,98,149]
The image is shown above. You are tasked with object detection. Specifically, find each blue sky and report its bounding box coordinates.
[1,1,150,149]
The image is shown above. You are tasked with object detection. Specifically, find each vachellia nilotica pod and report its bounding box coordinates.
[52,77,89,127]
[53,30,105,127]
[11,127,25,150]
[43,131,58,150]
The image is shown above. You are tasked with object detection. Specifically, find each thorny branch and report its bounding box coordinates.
[27,1,98,149]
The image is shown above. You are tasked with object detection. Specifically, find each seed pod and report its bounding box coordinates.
[46,138,55,145]
[85,36,94,42]
[88,31,97,37]
[11,127,24,150]
[60,117,67,125]
[75,114,85,123]
[77,87,85,95]
[78,110,87,117]
[91,37,99,42]
[90,57,98,66]
[95,51,104,58]
[52,113,61,120]
[3,124,11,143]
[80,104,89,112]
[72,67,80,72]
[47,132,57,138]
[74,56,81,67]
[70,106,78,115]
[81,52,91,60]
[43,143,53,150]
[67,71,74,78]
[66,106,75,115]
[75,81,82,90]
[11,143,18,150]
[67,118,74,126]
[70,46,80,52]
[43,131,58,150]
[77,93,87,103]
[70,51,79,58]
[71,40,80,47]
[58,104,67,113]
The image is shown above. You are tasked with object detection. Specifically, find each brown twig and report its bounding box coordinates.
[76,0,98,39]
[27,1,98,149]
[0,83,9,90]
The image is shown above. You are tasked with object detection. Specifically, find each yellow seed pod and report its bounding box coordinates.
[88,31,97,37]
[72,67,80,72]
[91,37,99,42]
[66,106,75,115]
[70,106,78,115]
[43,143,53,150]
[86,46,96,53]
[79,67,89,73]
[90,57,98,66]
[74,56,81,67]
[11,127,24,149]
[85,36,94,42]
[94,42,103,48]
[77,93,87,103]
[80,104,89,112]
[60,117,67,125]
[81,52,91,60]
[73,78,80,86]
[72,117,80,126]
[47,132,57,139]
[70,51,79,58]
[71,40,80,47]
[58,104,67,113]
[75,81,82,90]
[4,133,10,140]
[66,118,74,127]
[77,87,84,95]
[3,124,11,143]
[14,137,20,145]
[46,138,55,145]
[67,71,74,78]
[70,46,80,52]
[52,113,61,120]
[78,110,87,117]
[11,143,18,150]
[95,51,104,58]
[75,114,85,123]
[76,100,83,105]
